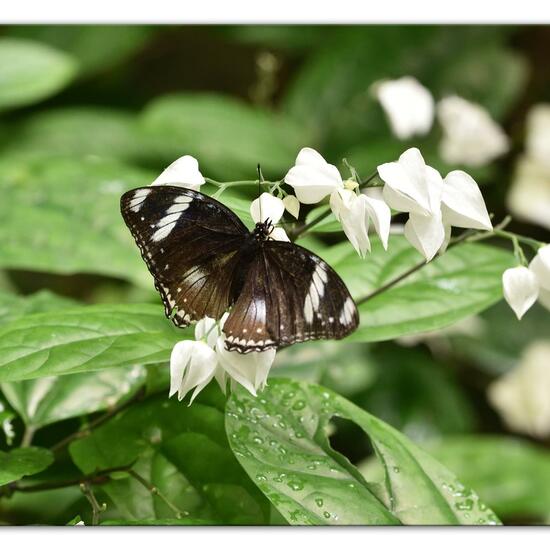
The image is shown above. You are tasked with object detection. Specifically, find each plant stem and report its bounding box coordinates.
[20,425,35,448]
[80,482,106,526]
[290,207,332,240]
[491,229,543,251]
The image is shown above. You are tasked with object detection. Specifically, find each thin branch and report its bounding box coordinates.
[80,482,106,526]
[20,426,35,448]
[355,221,506,307]
[290,207,332,240]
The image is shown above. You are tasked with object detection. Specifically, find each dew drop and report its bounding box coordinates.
[315,498,323,507]
[287,480,304,491]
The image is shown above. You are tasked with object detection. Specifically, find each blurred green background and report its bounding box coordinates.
[1,25,550,525]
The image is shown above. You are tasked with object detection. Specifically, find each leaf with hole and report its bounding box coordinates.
[225,378,500,525]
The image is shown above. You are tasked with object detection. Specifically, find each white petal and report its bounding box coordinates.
[178,342,217,402]
[375,76,434,140]
[437,96,509,167]
[269,227,290,242]
[439,224,452,255]
[502,266,540,320]
[150,155,205,190]
[215,336,276,395]
[250,193,285,225]
[538,287,550,312]
[529,244,550,291]
[282,194,300,219]
[330,189,370,258]
[194,316,219,348]
[404,211,446,262]
[284,147,343,204]
[441,170,492,230]
[377,148,433,215]
[169,340,194,397]
[361,193,391,250]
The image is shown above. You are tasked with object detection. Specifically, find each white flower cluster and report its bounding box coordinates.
[284,146,492,262]
[502,245,550,320]
[169,315,276,403]
[373,76,509,167]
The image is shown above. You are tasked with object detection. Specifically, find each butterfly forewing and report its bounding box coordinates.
[121,186,248,327]
[223,241,359,353]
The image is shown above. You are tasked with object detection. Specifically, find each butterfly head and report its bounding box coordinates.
[253,218,274,242]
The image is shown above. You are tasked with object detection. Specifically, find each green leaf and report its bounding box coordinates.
[69,389,269,524]
[6,108,151,163]
[1,365,146,429]
[101,518,209,525]
[140,93,310,180]
[0,290,77,328]
[0,154,154,286]
[225,378,500,525]
[428,436,550,522]
[322,237,514,343]
[0,447,53,486]
[0,38,77,110]
[0,303,184,383]
[5,25,154,77]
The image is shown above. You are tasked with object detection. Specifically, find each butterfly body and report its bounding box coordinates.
[121,185,359,353]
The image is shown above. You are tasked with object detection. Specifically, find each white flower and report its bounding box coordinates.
[250,192,289,242]
[488,340,550,439]
[169,340,218,404]
[283,194,300,219]
[378,148,492,261]
[437,96,509,167]
[529,244,550,311]
[151,155,205,190]
[284,148,343,204]
[441,170,492,231]
[501,245,550,319]
[169,313,278,403]
[374,76,434,140]
[330,188,391,258]
[502,266,540,320]
[215,336,276,396]
[525,104,550,171]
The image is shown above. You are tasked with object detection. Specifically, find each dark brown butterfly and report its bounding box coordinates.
[120,185,359,353]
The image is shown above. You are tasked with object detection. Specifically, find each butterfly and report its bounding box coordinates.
[120,185,359,353]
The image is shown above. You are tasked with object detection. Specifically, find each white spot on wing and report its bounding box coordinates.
[129,188,151,212]
[152,222,177,241]
[304,294,314,324]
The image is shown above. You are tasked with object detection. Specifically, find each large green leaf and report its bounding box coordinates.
[0,153,154,285]
[320,237,514,343]
[0,290,77,327]
[0,447,54,486]
[0,38,77,110]
[140,93,310,180]
[225,378,500,525]
[69,388,270,524]
[6,108,151,163]
[0,303,184,383]
[1,365,146,429]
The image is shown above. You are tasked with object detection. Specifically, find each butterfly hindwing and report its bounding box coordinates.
[121,186,248,327]
[223,241,359,353]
